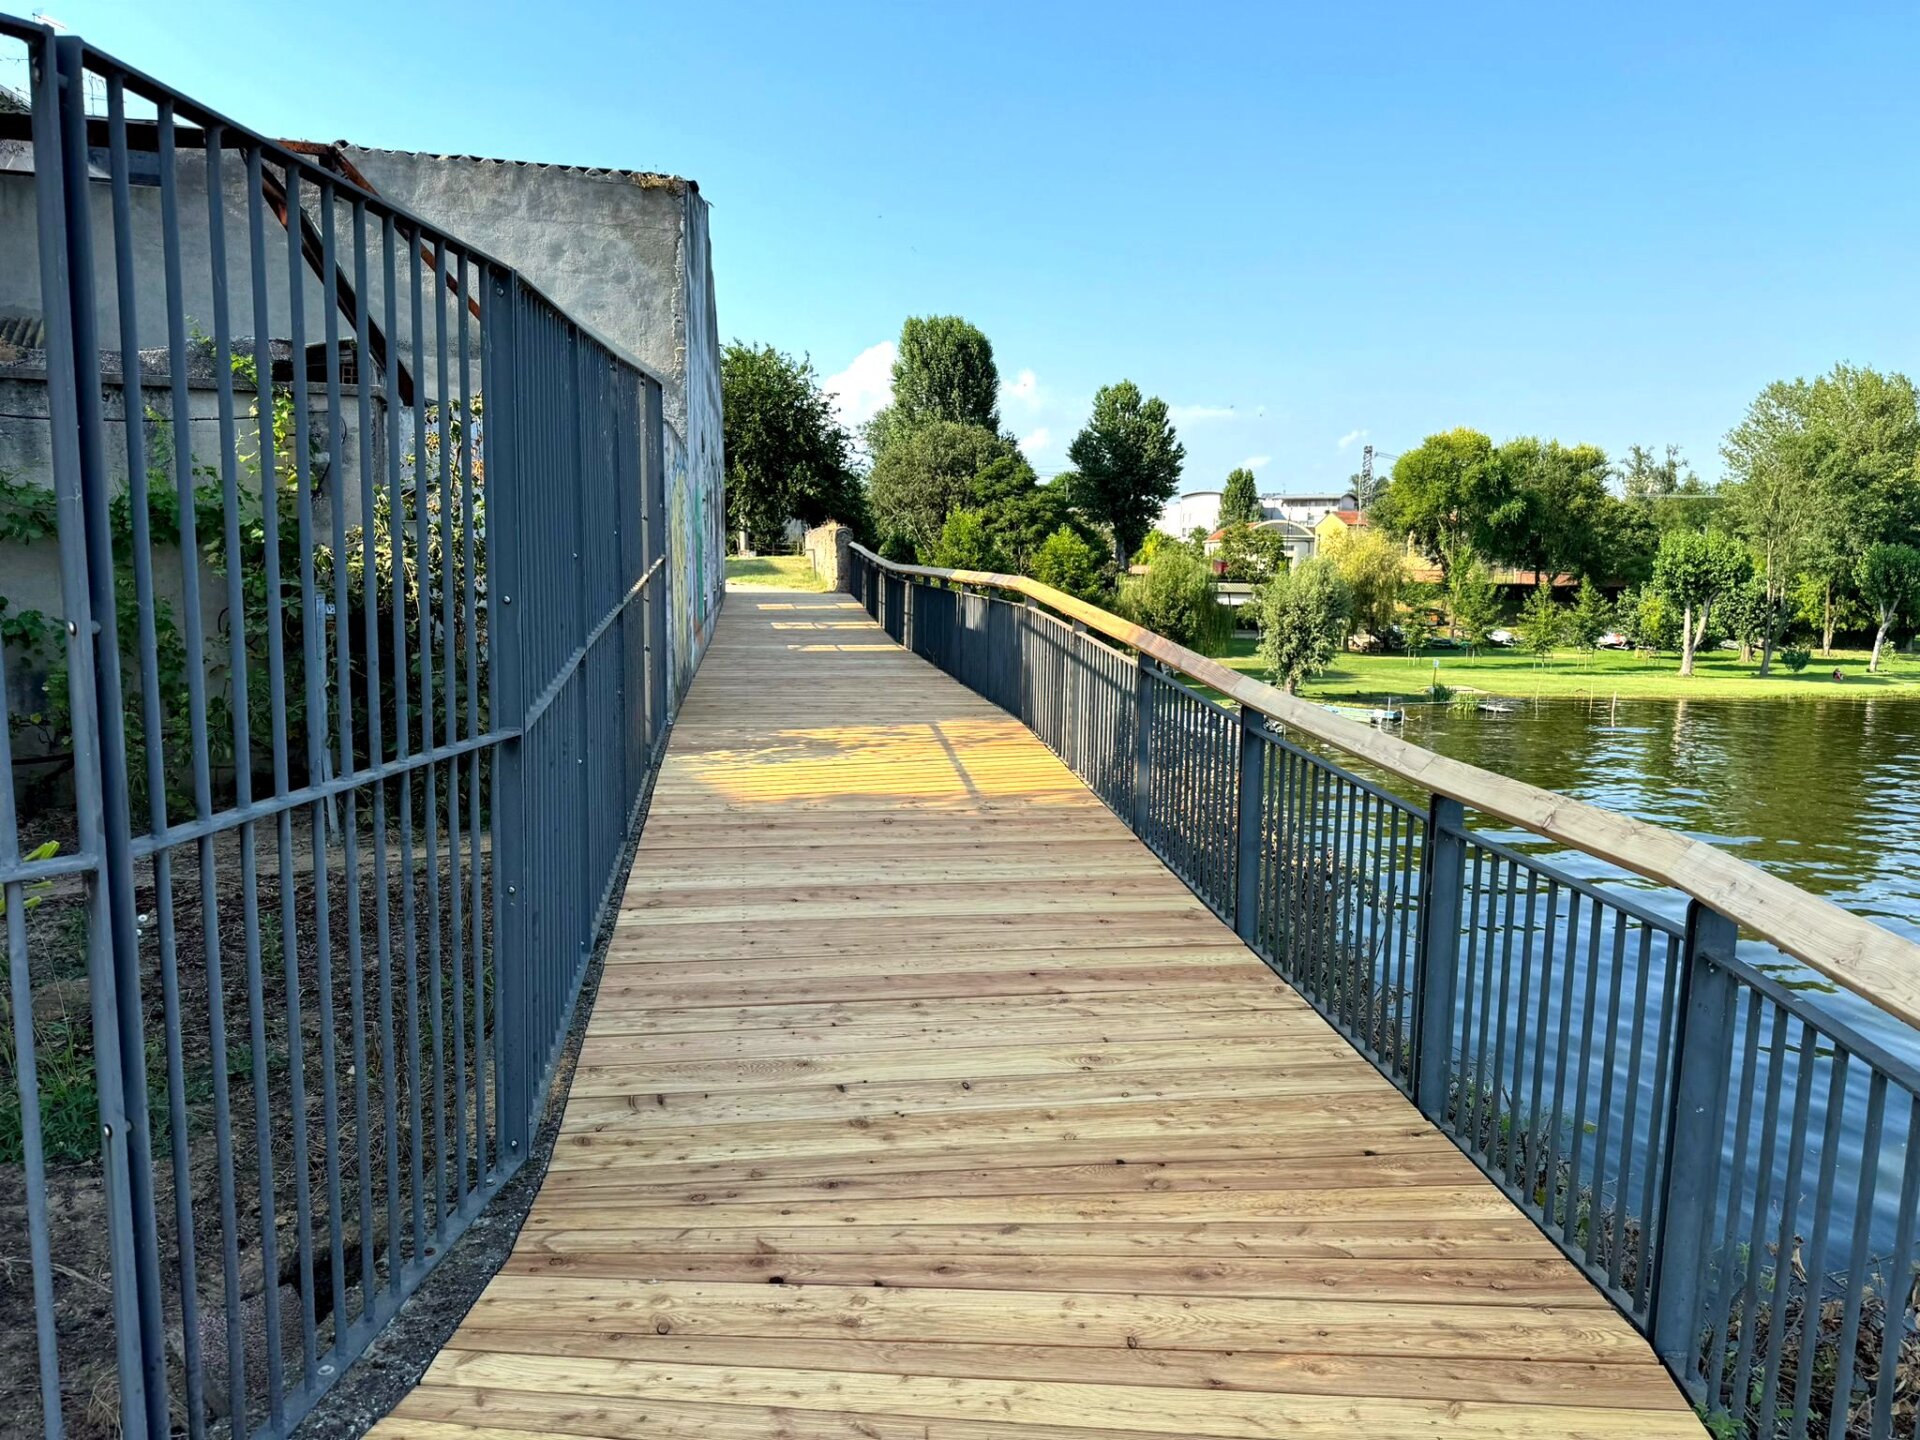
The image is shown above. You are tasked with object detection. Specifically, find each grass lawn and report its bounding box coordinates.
[727,554,830,591]
[1217,637,1920,702]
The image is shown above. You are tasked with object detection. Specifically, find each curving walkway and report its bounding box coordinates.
[371,591,1700,1439]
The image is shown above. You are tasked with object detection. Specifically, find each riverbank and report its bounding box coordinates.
[1219,638,1920,701]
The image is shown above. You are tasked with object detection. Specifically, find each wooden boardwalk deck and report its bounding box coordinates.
[373,592,1700,1439]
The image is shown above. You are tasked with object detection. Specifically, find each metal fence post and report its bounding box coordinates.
[35,34,163,1438]
[485,268,534,1160]
[1413,794,1467,1121]
[1651,900,1738,1375]
[1131,658,1154,837]
[1233,707,1265,945]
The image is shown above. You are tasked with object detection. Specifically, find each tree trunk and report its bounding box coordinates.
[1680,603,1696,676]
[1757,593,1777,676]
[1692,598,1713,653]
[1870,616,1890,672]
[1821,581,1836,656]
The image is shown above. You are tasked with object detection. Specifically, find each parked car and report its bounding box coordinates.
[1597,630,1630,649]
[1488,628,1517,647]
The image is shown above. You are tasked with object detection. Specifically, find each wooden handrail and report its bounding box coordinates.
[849,542,1920,1031]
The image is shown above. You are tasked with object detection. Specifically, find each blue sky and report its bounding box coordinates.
[24,1,1920,494]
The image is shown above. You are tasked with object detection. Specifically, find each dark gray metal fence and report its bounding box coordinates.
[0,19,688,1439]
[852,547,1920,1440]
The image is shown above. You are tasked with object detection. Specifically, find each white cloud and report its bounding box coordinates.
[1002,368,1044,413]
[1169,404,1237,424]
[1018,427,1052,455]
[1337,428,1369,450]
[1241,455,1273,471]
[823,340,896,433]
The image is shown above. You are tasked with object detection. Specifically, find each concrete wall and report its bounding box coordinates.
[338,149,726,690]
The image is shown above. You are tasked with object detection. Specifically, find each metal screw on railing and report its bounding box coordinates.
[1650,899,1738,1374]
[1413,794,1468,1121]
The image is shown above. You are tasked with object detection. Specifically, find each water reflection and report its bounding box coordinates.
[1395,697,1920,945]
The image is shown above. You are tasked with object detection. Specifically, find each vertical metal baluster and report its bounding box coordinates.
[1525,880,1560,1213]
[439,245,468,1205]
[1728,1006,1790,1415]
[1584,913,1629,1274]
[414,234,446,1242]
[184,122,254,1426]
[1635,931,1683,1314]
[1609,924,1654,1294]
[383,215,427,1260]
[1546,892,1586,1234]
[1824,1072,1886,1440]
[1755,1020,1819,1423]
[1867,1095,1919,1440]
[1702,989,1765,1405]
[288,166,349,1367]
[330,186,378,1328]
[259,147,320,1387]
[1789,1050,1852,1430]
[0,227,61,1432]
[362,202,402,1291]
[1490,871,1520,1183]
[1566,895,1606,1246]
[1456,844,1486,1133]
[107,76,210,1437]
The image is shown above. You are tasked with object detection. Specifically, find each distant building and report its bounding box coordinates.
[1203,518,1316,569]
[1262,490,1356,527]
[1155,490,1224,538]
[1313,508,1369,552]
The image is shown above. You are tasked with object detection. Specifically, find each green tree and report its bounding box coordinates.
[1254,557,1353,694]
[1068,380,1186,566]
[1723,379,1825,675]
[865,420,1016,556]
[1653,530,1749,676]
[1487,437,1614,580]
[1795,365,1920,653]
[1444,545,1500,652]
[864,315,1001,458]
[929,508,1003,571]
[1030,524,1109,601]
[1118,543,1229,653]
[968,456,1098,572]
[1322,525,1408,648]
[1622,586,1679,654]
[1857,542,1920,671]
[1567,576,1610,655]
[1370,427,1504,572]
[1213,523,1290,583]
[720,341,860,552]
[1518,579,1564,659]
[1217,466,1263,527]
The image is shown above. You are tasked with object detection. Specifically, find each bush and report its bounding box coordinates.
[1030,525,1109,602]
[1118,544,1231,653]
[1254,555,1353,694]
[1779,645,1811,674]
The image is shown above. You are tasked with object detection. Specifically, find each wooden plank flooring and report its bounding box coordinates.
[373,592,1700,1439]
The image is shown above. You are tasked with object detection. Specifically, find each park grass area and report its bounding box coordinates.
[1218,637,1920,702]
[726,555,829,591]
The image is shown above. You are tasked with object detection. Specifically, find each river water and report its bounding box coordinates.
[1393,695,1920,948]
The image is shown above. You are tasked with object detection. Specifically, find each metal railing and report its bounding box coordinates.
[851,545,1920,1440]
[1,19,691,1439]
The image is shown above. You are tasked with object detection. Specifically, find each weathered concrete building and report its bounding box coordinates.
[0,130,722,711]
[327,146,723,688]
